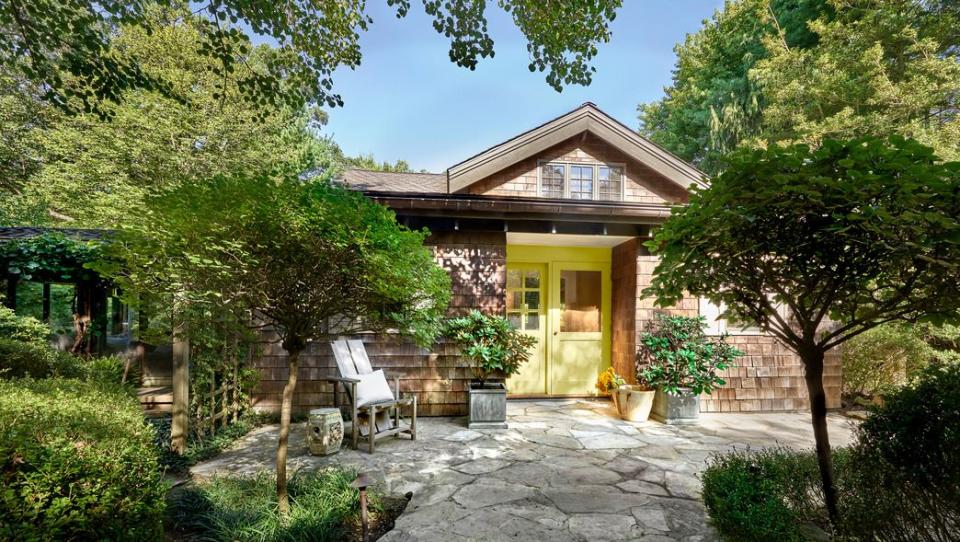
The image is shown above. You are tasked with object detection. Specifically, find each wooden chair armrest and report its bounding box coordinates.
[321,376,361,383]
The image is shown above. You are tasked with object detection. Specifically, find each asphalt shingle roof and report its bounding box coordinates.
[338,169,447,194]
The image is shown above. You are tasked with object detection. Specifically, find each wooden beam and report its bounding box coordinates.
[171,328,190,455]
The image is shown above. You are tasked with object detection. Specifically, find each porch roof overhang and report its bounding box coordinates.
[365,190,676,225]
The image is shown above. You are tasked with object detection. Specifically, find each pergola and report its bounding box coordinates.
[0,227,191,453]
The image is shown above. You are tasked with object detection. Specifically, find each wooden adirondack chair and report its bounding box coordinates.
[325,339,416,452]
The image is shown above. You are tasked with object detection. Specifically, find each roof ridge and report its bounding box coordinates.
[344,167,444,176]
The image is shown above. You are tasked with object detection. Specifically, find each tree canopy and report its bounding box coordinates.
[639,0,960,173]
[100,171,451,512]
[0,8,337,228]
[643,135,960,523]
[2,0,623,118]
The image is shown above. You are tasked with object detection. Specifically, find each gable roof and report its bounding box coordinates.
[446,102,707,193]
[339,169,446,193]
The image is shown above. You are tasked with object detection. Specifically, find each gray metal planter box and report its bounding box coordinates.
[651,388,700,425]
[468,381,508,429]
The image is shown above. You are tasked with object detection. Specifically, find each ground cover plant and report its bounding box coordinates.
[0,378,166,540]
[153,413,265,473]
[168,469,388,542]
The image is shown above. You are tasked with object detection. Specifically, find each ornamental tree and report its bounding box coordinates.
[644,136,960,525]
[103,173,451,513]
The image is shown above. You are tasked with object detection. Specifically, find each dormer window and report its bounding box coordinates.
[570,166,594,200]
[538,161,624,201]
[541,163,565,198]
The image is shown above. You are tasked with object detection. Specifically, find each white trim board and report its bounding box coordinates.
[506,232,635,248]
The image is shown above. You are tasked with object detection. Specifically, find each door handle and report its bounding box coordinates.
[553,331,558,336]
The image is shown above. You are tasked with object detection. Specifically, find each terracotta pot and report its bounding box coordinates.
[615,385,656,422]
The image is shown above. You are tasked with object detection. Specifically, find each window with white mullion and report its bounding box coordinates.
[569,165,594,200]
[599,165,623,201]
[539,161,623,201]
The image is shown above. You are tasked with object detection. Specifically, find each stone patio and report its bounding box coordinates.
[191,399,856,541]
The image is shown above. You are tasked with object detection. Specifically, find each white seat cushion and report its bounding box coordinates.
[355,370,395,407]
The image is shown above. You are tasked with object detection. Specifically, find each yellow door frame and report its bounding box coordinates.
[506,245,612,397]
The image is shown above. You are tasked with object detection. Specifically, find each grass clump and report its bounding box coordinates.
[154,413,264,473]
[169,468,378,542]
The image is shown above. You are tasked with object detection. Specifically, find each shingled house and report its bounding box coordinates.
[251,103,842,416]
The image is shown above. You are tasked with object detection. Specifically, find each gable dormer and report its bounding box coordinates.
[446,103,705,205]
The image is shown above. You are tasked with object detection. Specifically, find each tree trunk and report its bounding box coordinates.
[801,347,839,526]
[276,346,301,515]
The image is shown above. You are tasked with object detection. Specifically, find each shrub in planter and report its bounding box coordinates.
[637,314,742,423]
[445,311,536,428]
[0,378,166,540]
[446,310,537,382]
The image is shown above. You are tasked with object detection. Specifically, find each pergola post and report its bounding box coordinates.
[3,275,17,310]
[171,327,190,455]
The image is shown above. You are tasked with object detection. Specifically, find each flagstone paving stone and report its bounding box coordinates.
[191,399,855,541]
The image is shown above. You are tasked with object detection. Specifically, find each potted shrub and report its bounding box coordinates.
[446,311,536,429]
[638,313,742,425]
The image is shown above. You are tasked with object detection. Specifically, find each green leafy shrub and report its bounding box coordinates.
[0,337,85,379]
[445,310,537,382]
[840,364,960,541]
[701,446,849,541]
[842,323,960,401]
[0,338,128,385]
[0,378,166,540]
[169,469,377,542]
[0,304,51,344]
[637,313,742,394]
[703,366,960,541]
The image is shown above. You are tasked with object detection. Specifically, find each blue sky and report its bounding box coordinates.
[324,1,724,172]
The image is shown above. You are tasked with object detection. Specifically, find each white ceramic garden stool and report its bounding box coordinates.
[307,408,343,456]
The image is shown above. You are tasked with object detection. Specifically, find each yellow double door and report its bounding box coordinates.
[506,246,611,396]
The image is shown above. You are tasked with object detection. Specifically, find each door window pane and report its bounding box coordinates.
[569,165,594,200]
[507,269,522,288]
[560,270,602,332]
[507,290,522,309]
[524,270,540,288]
[541,164,565,198]
[507,312,522,329]
[524,290,540,310]
[598,166,623,201]
[526,313,540,330]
